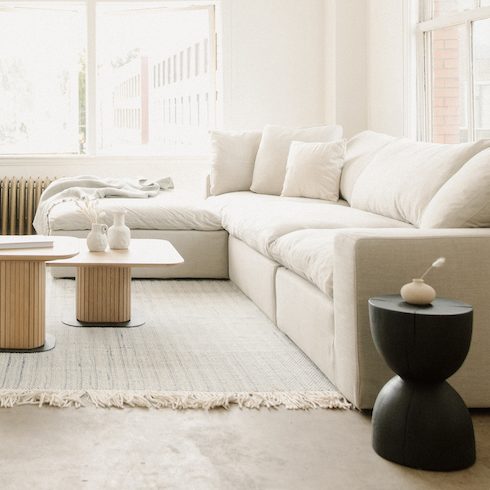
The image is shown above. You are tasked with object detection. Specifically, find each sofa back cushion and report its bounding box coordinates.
[209,130,262,196]
[350,138,490,226]
[420,148,490,228]
[340,130,396,203]
[250,124,343,196]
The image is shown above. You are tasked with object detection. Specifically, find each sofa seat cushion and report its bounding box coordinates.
[270,229,337,297]
[208,192,412,256]
[38,190,223,234]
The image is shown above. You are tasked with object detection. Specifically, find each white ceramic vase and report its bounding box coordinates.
[400,278,436,305]
[108,212,131,250]
[87,223,108,252]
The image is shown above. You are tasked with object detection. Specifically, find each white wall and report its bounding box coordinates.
[324,0,337,126]
[333,0,368,138]
[325,0,415,139]
[220,0,326,130]
[366,0,416,138]
[367,0,404,136]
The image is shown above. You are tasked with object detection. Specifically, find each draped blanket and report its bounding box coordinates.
[33,175,174,234]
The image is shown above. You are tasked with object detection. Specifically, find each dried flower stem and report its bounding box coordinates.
[75,198,106,226]
[420,257,446,280]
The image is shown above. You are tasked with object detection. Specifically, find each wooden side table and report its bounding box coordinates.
[0,236,79,352]
[368,295,475,471]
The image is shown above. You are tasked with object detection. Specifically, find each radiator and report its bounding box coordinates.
[0,177,55,235]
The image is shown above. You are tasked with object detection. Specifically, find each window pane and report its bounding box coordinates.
[0,3,85,155]
[433,0,477,16]
[97,4,213,155]
[474,19,490,140]
[431,25,469,143]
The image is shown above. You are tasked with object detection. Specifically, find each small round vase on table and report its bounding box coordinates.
[368,295,475,471]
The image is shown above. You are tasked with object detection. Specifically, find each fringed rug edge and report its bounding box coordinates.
[0,389,352,410]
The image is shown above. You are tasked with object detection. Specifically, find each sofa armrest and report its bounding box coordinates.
[333,228,490,409]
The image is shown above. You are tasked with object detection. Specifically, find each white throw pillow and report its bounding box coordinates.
[350,138,490,226]
[209,130,262,196]
[340,130,396,204]
[281,140,346,201]
[420,148,490,228]
[250,124,343,195]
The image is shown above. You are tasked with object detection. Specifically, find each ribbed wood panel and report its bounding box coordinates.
[76,266,131,323]
[0,177,55,235]
[0,260,45,349]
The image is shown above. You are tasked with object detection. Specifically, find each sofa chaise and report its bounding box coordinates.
[35,127,490,410]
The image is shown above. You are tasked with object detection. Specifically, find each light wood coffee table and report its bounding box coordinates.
[49,239,183,327]
[0,236,79,352]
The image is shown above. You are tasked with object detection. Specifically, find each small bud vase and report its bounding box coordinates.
[108,211,131,250]
[400,278,436,305]
[87,223,108,252]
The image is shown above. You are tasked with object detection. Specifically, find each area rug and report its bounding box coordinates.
[0,278,350,410]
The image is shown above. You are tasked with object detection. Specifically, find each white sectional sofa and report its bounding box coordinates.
[36,127,490,410]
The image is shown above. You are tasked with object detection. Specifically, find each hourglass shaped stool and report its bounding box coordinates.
[368,296,475,471]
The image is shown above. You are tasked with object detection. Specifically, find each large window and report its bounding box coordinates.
[0,1,217,156]
[418,0,490,142]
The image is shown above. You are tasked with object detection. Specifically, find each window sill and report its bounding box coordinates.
[0,154,209,166]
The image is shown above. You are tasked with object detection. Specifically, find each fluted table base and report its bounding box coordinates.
[0,260,54,351]
[62,265,144,327]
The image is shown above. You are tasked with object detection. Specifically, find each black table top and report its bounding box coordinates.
[369,295,472,317]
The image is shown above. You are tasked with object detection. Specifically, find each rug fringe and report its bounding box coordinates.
[0,390,352,410]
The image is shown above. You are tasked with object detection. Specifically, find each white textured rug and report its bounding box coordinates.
[0,278,350,410]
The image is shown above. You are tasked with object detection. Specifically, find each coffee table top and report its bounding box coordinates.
[0,236,80,261]
[48,238,184,267]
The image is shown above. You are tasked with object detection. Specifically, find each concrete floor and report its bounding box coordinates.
[0,407,488,490]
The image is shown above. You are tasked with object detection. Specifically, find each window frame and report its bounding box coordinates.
[417,0,490,141]
[0,0,218,160]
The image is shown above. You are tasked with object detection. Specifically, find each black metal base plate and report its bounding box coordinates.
[0,333,56,353]
[62,312,144,328]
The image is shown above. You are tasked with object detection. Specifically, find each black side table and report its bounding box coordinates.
[368,295,475,471]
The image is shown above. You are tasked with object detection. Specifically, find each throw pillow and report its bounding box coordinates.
[250,124,343,195]
[350,138,490,226]
[281,140,346,201]
[420,148,490,228]
[209,130,262,196]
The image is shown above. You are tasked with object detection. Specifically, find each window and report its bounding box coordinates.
[0,1,217,156]
[418,1,490,142]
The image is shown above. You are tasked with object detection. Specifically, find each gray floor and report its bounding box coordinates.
[0,407,488,490]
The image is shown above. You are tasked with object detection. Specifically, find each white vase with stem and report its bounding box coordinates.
[86,223,108,252]
[400,257,446,305]
[76,198,108,252]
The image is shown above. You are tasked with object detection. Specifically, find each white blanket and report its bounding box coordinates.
[33,175,174,234]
